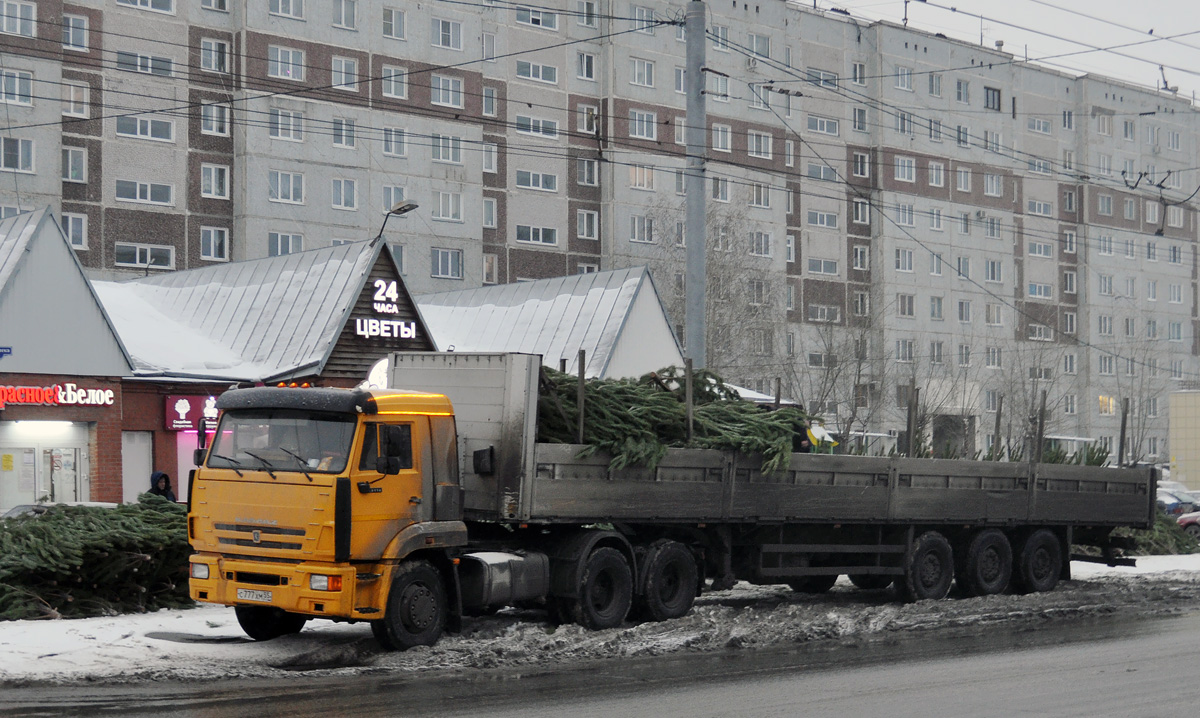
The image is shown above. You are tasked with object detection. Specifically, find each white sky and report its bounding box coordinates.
[829,0,1200,99]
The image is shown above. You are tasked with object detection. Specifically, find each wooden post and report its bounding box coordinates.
[685,358,695,444]
[904,380,917,457]
[577,349,586,445]
[993,394,1004,461]
[773,377,782,410]
[559,357,567,373]
[1117,397,1130,468]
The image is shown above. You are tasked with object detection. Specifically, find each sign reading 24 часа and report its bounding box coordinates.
[354,279,418,340]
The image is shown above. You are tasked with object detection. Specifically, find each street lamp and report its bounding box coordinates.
[373,200,418,241]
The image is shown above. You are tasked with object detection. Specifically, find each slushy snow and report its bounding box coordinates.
[3,555,1199,686]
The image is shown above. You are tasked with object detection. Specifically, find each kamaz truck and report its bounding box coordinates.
[187,352,1155,649]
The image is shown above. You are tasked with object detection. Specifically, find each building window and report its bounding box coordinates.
[516,115,558,138]
[483,87,498,117]
[984,174,1003,197]
[432,191,462,222]
[431,18,462,49]
[430,248,464,278]
[200,103,230,136]
[267,46,304,80]
[577,210,598,240]
[894,156,915,182]
[201,226,228,261]
[629,57,654,87]
[269,108,303,140]
[116,115,173,142]
[956,167,971,192]
[431,134,462,163]
[115,179,172,205]
[114,242,174,268]
[200,39,229,73]
[807,211,837,228]
[516,225,557,245]
[0,1,34,36]
[61,213,87,248]
[332,118,356,147]
[62,82,89,118]
[268,0,302,17]
[630,215,654,243]
[577,158,597,186]
[61,147,86,183]
[629,109,656,140]
[853,200,870,225]
[382,7,405,38]
[747,131,772,159]
[577,52,596,80]
[382,127,407,157]
[853,152,869,177]
[116,51,173,76]
[430,74,464,107]
[516,6,557,28]
[382,185,405,212]
[711,177,729,202]
[268,170,304,203]
[807,115,839,136]
[518,170,558,191]
[200,163,229,199]
[62,14,88,50]
[331,178,357,209]
[895,248,913,272]
[381,66,407,98]
[517,61,558,84]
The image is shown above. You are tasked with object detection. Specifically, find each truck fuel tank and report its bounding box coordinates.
[459,551,550,611]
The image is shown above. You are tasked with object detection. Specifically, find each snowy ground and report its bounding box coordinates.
[4,555,1200,687]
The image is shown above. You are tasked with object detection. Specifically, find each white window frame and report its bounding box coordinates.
[200,226,229,261]
[200,163,229,199]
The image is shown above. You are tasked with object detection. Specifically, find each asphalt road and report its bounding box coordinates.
[5,612,1199,717]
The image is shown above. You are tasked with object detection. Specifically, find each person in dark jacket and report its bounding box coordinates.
[149,471,177,501]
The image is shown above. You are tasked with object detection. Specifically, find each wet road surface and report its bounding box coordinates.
[4,611,1198,717]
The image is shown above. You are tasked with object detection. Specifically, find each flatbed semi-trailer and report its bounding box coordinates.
[187,352,1154,649]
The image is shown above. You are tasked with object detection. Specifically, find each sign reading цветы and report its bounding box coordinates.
[354,279,418,340]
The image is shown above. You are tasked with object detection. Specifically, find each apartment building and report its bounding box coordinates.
[1,0,1195,461]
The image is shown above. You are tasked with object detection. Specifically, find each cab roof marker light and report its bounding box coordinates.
[376,411,455,416]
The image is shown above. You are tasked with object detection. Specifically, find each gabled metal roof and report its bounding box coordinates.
[92,240,388,381]
[416,266,683,378]
[0,210,43,304]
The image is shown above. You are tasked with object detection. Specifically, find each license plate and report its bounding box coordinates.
[236,588,273,603]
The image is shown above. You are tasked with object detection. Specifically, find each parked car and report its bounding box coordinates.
[1178,511,1200,538]
[1,502,117,519]
[1157,489,1196,516]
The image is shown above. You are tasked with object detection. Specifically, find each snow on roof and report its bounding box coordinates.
[417,267,678,378]
[92,241,382,382]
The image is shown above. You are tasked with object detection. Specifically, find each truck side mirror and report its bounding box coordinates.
[375,456,403,475]
[193,448,208,466]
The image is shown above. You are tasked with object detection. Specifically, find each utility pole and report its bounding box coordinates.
[684,0,708,368]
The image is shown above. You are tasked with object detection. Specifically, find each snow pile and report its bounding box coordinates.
[2,555,1200,686]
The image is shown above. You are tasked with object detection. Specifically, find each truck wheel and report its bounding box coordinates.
[637,540,698,622]
[372,560,447,651]
[234,606,308,641]
[896,531,954,602]
[848,574,894,590]
[1013,529,1062,594]
[956,529,1012,597]
[568,547,632,630]
[788,574,838,593]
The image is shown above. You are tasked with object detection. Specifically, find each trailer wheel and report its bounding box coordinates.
[848,574,894,591]
[234,606,308,641]
[372,560,448,651]
[637,540,698,622]
[896,531,954,602]
[788,574,838,593]
[1014,529,1062,594]
[956,529,1013,597]
[568,547,632,630]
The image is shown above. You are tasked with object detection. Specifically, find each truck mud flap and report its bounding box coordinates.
[335,477,351,562]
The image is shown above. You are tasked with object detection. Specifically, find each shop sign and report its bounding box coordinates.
[0,383,115,410]
[165,395,219,431]
[353,279,419,340]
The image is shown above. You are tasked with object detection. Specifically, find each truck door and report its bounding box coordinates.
[351,419,430,559]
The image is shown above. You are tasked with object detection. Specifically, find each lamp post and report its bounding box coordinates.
[373,200,418,241]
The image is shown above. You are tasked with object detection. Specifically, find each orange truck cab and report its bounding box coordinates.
[188,387,468,649]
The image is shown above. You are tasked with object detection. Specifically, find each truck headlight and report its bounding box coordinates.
[190,563,210,580]
[309,575,343,591]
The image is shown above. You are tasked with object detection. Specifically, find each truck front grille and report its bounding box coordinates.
[218,536,303,550]
[214,523,306,551]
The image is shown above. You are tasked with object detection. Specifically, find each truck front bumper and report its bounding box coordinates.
[188,554,389,620]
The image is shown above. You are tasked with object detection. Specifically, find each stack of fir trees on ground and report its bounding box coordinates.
[537,366,815,474]
[0,494,191,621]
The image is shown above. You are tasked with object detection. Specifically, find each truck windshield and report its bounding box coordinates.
[208,409,357,474]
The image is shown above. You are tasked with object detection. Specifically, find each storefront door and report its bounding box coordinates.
[0,422,91,514]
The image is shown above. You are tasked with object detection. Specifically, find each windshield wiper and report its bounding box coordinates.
[278,447,315,482]
[242,451,277,479]
[209,454,244,477]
